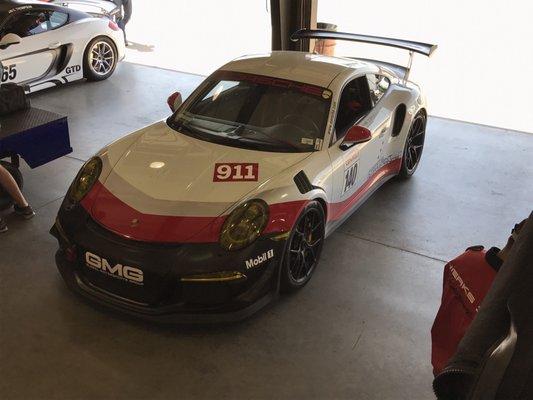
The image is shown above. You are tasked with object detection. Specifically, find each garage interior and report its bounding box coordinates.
[1,1,532,399]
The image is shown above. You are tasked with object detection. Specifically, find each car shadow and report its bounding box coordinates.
[126,41,155,52]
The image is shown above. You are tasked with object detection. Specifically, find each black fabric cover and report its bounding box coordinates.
[494,217,533,399]
[0,83,30,116]
[433,212,533,399]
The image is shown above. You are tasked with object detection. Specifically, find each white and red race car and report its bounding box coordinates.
[51,30,436,323]
[0,0,125,92]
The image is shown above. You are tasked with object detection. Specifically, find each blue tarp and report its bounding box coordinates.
[0,108,72,168]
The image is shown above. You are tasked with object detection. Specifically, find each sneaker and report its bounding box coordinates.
[0,217,7,233]
[14,204,35,219]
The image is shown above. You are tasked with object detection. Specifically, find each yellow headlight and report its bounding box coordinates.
[68,157,102,202]
[220,199,269,251]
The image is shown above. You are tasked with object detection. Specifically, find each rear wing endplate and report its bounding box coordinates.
[291,29,437,80]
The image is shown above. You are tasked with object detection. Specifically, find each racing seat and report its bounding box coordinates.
[433,212,533,400]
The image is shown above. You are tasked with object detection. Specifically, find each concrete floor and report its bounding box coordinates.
[1,62,532,400]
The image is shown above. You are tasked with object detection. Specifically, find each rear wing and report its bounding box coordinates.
[291,29,437,80]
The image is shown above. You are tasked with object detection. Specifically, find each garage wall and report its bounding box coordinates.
[318,0,533,133]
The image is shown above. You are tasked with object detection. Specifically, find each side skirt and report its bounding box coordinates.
[324,173,397,238]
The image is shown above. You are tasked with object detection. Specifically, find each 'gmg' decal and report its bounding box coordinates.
[85,252,144,285]
[213,163,258,182]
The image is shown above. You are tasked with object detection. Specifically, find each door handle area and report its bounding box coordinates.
[380,120,392,135]
[48,42,61,49]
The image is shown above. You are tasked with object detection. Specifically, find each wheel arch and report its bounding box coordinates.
[313,197,328,223]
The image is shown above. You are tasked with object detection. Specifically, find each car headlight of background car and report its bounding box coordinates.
[220,199,269,251]
[67,157,102,203]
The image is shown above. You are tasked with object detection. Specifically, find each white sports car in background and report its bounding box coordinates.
[0,0,125,92]
[51,30,436,323]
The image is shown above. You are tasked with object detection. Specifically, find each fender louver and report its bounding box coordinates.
[294,171,313,194]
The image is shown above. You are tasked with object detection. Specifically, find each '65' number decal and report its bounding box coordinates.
[1,64,17,82]
[214,163,258,182]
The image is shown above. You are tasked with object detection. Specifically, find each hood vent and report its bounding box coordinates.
[294,171,313,194]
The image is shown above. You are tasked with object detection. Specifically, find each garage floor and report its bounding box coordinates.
[1,63,532,400]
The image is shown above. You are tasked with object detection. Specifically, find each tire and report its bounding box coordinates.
[280,201,325,293]
[398,111,427,179]
[0,161,23,210]
[83,36,118,81]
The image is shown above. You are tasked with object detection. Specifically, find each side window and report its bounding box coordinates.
[367,74,390,105]
[331,76,372,144]
[49,11,69,29]
[1,10,67,38]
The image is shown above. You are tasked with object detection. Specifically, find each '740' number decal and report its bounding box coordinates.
[214,163,258,182]
[1,64,17,82]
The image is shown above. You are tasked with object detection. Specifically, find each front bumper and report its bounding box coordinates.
[51,206,288,323]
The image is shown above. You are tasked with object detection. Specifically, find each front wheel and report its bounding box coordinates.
[280,201,325,293]
[83,37,118,81]
[398,111,427,179]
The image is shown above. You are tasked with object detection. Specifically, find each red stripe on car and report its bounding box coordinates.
[80,158,401,243]
[82,181,225,243]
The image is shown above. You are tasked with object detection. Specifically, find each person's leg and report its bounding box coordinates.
[0,164,27,207]
[0,164,34,219]
[0,217,7,233]
[117,19,127,45]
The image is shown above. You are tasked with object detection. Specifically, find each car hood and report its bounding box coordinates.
[87,121,309,242]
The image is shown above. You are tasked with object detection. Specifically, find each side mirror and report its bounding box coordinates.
[0,33,22,49]
[340,125,372,150]
[167,91,183,112]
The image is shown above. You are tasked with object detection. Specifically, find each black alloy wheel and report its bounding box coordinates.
[280,201,325,293]
[398,112,427,178]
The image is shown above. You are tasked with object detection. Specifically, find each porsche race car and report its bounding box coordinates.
[0,0,125,93]
[51,30,436,323]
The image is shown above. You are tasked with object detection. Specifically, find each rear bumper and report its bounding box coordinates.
[50,208,287,323]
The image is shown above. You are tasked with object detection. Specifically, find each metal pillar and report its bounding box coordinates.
[270,0,317,51]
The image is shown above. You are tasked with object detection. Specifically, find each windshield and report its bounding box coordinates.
[168,71,332,153]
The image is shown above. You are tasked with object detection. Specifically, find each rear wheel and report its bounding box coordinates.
[83,37,118,81]
[398,111,426,178]
[280,201,325,293]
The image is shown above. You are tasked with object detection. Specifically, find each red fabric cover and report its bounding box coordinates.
[431,248,497,375]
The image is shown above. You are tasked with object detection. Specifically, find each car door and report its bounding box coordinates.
[366,73,393,157]
[0,8,69,85]
[327,75,388,220]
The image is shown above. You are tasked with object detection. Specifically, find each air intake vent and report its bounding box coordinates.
[294,171,313,194]
[392,104,406,137]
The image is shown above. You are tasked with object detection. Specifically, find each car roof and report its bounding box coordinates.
[221,51,375,88]
[0,0,47,12]
[0,0,89,24]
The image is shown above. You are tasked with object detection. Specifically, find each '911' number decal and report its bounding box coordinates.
[1,64,17,82]
[214,163,258,182]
